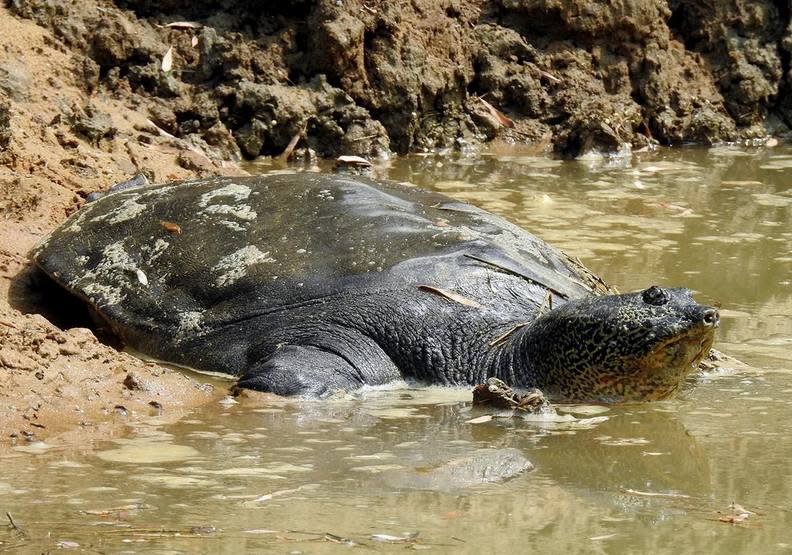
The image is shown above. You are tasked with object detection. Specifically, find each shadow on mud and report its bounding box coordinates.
[7,263,121,347]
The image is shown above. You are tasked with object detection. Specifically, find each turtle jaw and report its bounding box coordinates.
[512,288,720,403]
[595,318,719,402]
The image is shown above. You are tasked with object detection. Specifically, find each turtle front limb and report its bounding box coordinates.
[237,335,402,396]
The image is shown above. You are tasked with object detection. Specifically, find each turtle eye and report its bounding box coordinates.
[642,285,669,306]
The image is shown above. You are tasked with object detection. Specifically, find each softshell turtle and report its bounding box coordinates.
[31,173,719,402]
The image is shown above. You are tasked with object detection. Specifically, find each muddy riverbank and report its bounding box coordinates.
[9,0,792,160]
[0,0,789,445]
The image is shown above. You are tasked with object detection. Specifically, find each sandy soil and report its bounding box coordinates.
[0,8,241,446]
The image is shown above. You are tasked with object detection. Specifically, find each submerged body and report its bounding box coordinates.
[31,173,718,401]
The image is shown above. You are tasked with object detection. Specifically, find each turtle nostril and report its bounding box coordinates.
[703,308,719,326]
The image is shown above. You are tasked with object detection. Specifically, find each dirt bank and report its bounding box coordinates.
[9,0,792,160]
[0,0,784,445]
[0,7,234,446]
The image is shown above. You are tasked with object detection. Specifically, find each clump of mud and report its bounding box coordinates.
[9,0,792,159]
[0,98,10,151]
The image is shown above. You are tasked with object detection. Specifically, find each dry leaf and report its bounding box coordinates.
[336,155,372,166]
[478,98,514,129]
[160,221,182,235]
[488,322,529,347]
[538,69,561,83]
[719,514,750,524]
[418,285,483,309]
[145,118,177,139]
[467,415,493,424]
[161,46,173,72]
[163,21,203,29]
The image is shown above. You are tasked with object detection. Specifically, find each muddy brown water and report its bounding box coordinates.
[2,146,792,553]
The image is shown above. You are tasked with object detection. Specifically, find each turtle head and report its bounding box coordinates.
[518,286,718,402]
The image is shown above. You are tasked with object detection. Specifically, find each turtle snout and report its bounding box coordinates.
[702,308,719,327]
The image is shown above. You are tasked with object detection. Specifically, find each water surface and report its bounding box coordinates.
[2,146,791,553]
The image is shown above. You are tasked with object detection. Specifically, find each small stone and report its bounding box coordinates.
[197,382,214,393]
[123,372,143,391]
[177,150,214,173]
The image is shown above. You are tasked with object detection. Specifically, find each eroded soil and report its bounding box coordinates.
[9,0,792,160]
[0,8,236,446]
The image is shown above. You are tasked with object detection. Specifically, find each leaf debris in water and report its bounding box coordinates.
[371,532,419,543]
[81,503,152,516]
[620,488,691,499]
[717,502,761,526]
[467,415,493,424]
[418,285,482,309]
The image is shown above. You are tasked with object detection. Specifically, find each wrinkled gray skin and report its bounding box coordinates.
[31,173,719,402]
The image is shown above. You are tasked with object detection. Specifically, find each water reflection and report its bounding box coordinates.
[3,147,792,553]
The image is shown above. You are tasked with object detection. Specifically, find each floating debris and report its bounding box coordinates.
[716,502,761,526]
[466,415,493,424]
[371,532,419,543]
[81,503,152,517]
[620,488,691,499]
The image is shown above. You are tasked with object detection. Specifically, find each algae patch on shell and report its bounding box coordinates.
[212,245,275,287]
